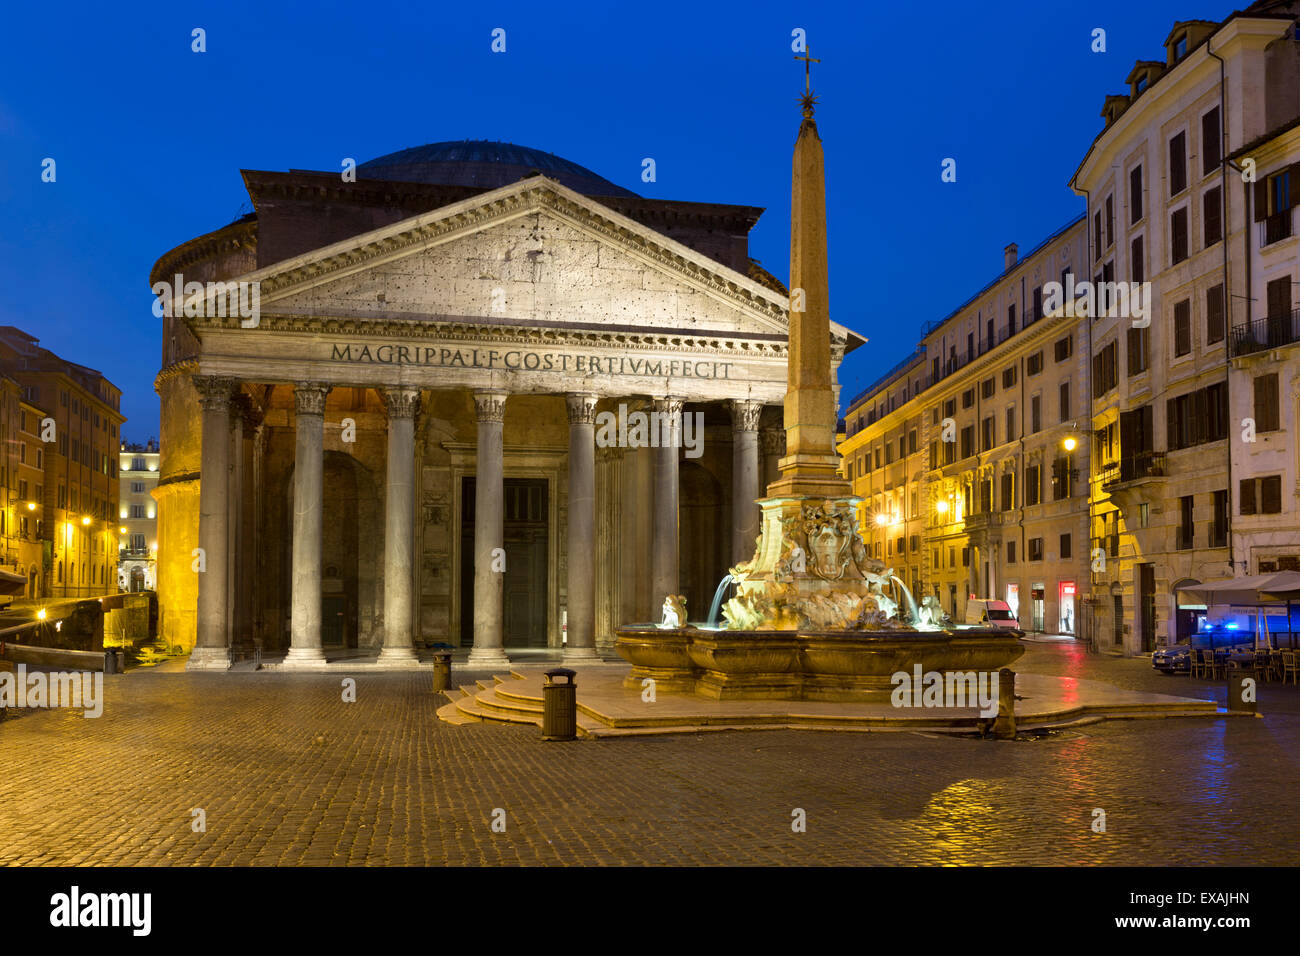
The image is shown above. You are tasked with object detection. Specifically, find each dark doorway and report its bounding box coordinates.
[679,461,726,626]
[461,477,549,648]
[1113,593,1124,646]
[1138,563,1156,651]
[322,594,346,646]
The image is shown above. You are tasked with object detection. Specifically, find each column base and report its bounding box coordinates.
[376,646,421,667]
[467,647,512,668]
[186,646,232,671]
[281,646,330,670]
[563,645,601,662]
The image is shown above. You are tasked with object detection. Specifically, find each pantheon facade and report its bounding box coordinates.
[151,141,861,668]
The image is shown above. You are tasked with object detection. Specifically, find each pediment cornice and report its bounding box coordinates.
[243,176,792,333]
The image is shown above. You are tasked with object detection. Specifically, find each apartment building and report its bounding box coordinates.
[842,220,1093,633]
[0,327,125,599]
[0,377,48,597]
[1226,110,1300,577]
[118,439,160,592]
[1071,8,1300,652]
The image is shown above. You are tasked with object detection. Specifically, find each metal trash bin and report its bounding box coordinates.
[431,643,454,692]
[103,649,117,675]
[542,667,578,741]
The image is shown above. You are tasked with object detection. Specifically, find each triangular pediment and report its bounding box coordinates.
[198,176,816,342]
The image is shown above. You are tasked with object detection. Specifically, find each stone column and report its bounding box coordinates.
[283,382,331,668]
[226,398,245,654]
[730,400,763,567]
[468,391,510,667]
[379,387,420,664]
[565,393,599,661]
[651,397,683,610]
[760,427,785,494]
[188,376,235,670]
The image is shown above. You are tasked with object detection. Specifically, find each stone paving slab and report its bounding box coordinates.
[1,644,1298,866]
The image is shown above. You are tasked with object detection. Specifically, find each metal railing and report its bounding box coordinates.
[1261,208,1294,247]
[1230,309,1300,357]
[1099,451,1167,489]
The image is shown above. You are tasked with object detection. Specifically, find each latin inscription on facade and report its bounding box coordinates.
[330,343,734,379]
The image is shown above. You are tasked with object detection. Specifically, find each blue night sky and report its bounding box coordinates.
[0,0,1227,441]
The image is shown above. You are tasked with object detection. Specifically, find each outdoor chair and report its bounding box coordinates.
[1283,650,1299,686]
[1204,649,1225,680]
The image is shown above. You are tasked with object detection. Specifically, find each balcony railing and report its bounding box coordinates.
[1230,309,1300,357]
[1099,451,1167,489]
[1261,208,1294,247]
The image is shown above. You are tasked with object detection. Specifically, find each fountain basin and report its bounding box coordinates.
[616,625,1025,702]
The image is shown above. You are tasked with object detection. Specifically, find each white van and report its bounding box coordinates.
[965,599,1021,631]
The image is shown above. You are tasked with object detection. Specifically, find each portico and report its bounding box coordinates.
[160,173,860,669]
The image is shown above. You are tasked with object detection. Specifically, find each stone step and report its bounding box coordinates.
[436,697,480,725]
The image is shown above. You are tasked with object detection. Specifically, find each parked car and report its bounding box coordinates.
[964,599,1020,631]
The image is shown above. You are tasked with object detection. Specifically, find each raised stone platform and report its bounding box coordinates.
[437,662,1238,738]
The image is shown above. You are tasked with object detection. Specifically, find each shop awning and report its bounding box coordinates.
[1178,572,1300,605]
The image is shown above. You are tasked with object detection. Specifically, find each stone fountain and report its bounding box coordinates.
[615,69,1024,701]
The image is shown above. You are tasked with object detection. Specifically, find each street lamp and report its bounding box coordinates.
[1062,435,1079,496]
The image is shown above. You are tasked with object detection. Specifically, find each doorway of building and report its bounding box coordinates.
[1113,593,1124,646]
[1058,580,1076,634]
[460,477,549,649]
[322,593,346,646]
[1138,562,1156,651]
[1030,583,1045,632]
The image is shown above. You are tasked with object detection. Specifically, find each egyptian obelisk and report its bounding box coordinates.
[765,61,850,501]
[723,53,886,630]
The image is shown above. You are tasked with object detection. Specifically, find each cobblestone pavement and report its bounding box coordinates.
[2,643,1298,865]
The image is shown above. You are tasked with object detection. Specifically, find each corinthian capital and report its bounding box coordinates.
[730,399,764,432]
[565,392,599,426]
[473,390,508,423]
[652,396,684,420]
[760,427,786,457]
[192,375,237,411]
[382,387,421,419]
[294,382,332,416]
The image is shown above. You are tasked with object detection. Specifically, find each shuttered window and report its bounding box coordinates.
[1171,207,1189,263]
[1207,284,1225,344]
[1254,374,1280,433]
[1202,107,1221,175]
[1170,131,1187,195]
[1204,186,1222,246]
[1174,299,1191,356]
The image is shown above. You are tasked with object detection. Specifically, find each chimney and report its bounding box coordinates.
[1004,242,1018,272]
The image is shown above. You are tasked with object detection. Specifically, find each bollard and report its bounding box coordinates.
[1227,672,1257,714]
[432,650,453,692]
[542,667,578,741]
[254,645,262,670]
[991,668,1016,739]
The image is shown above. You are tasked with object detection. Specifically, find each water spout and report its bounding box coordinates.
[890,575,921,626]
[706,574,735,628]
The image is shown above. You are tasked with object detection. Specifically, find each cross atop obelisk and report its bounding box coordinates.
[766,51,849,500]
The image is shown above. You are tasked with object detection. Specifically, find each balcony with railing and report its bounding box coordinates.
[1261,207,1294,247]
[1098,451,1167,490]
[1230,309,1300,357]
